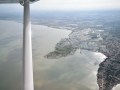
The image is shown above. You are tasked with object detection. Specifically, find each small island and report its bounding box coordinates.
[44,43,77,59]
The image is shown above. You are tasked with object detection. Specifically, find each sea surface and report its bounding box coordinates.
[0,20,107,90]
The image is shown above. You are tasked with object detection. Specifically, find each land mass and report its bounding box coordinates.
[45,28,120,90]
[1,10,120,90]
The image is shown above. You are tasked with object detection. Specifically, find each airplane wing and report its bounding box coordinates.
[0,0,20,3]
[0,0,39,4]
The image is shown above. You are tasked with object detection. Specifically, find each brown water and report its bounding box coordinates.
[0,20,106,90]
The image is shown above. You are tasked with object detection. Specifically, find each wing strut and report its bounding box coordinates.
[22,0,34,90]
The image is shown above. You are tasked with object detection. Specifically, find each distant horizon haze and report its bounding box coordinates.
[0,0,120,11]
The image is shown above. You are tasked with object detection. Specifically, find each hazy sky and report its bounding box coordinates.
[0,0,120,11]
[31,0,120,10]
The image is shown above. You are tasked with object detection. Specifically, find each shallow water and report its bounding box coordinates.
[0,20,106,90]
